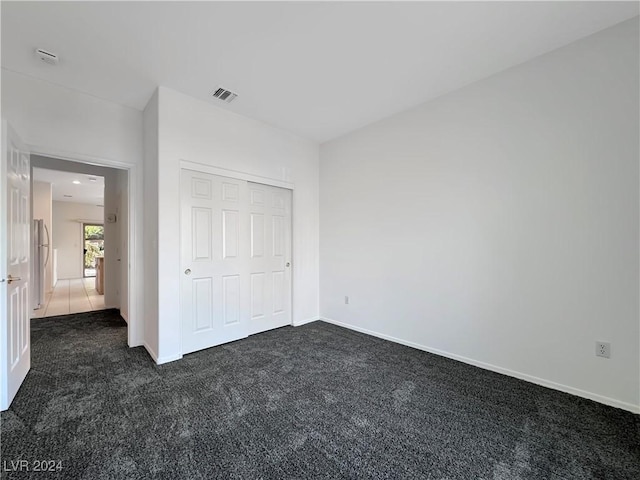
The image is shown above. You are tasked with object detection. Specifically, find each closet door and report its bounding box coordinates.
[247,183,292,335]
[180,170,250,354]
[180,170,292,355]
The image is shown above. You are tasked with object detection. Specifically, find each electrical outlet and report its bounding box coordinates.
[344,296,349,305]
[595,341,611,358]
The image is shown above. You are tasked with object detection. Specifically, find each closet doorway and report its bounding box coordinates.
[180,169,292,354]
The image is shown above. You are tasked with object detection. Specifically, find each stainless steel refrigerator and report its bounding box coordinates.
[33,219,50,310]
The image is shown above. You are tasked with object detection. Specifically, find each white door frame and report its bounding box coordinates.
[179,159,295,355]
[27,146,141,348]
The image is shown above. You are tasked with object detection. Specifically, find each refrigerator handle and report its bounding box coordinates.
[43,223,51,267]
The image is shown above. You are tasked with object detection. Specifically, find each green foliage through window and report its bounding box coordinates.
[84,225,104,240]
[84,224,104,270]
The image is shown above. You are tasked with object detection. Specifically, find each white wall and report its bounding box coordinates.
[142,90,159,358]
[320,19,639,412]
[32,181,53,292]
[1,69,142,165]
[151,87,319,362]
[2,70,145,347]
[52,201,103,279]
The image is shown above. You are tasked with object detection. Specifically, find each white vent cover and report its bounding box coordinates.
[35,48,59,65]
[211,86,238,103]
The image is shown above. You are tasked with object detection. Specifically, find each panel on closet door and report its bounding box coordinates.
[250,189,265,206]
[223,275,240,325]
[272,192,285,210]
[222,182,239,202]
[192,208,212,261]
[272,271,285,314]
[272,215,284,257]
[193,278,214,331]
[222,210,239,259]
[251,273,265,319]
[191,177,212,199]
[251,213,265,258]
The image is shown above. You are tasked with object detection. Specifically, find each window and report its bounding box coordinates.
[83,224,104,278]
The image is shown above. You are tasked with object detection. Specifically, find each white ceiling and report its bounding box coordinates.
[2,2,638,142]
[33,168,104,205]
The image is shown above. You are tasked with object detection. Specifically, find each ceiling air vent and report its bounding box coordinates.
[35,48,59,65]
[211,86,238,103]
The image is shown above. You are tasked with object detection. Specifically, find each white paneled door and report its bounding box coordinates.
[1,122,31,411]
[180,170,292,355]
[247,182,292,335]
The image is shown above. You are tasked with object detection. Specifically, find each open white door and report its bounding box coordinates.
[1,121,31,411]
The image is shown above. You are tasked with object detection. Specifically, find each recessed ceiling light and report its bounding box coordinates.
[72,180,81,184]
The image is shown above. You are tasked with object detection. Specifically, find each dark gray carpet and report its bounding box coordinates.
[1,310,638,479]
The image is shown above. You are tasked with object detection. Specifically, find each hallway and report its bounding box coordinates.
[32,278,106,318]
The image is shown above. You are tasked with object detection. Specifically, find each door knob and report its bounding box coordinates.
[7,274,21,284]
[285,262,291,268]
[184,269,191,275]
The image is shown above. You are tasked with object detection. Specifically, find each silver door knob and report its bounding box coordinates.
[184,269,191,275]
[285,262,290,268]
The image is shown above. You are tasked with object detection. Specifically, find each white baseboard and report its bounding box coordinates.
[156,353,183,365]
[292,317,320,327]
[143,342,158,363]
[320,317,639,414]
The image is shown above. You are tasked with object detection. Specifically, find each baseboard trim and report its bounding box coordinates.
[143,342,158,363]
[292,317,320,327]
[143,342,183,365]
[156,353,183,365]
[320,317,639,414]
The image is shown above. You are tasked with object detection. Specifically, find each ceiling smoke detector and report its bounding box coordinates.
[211,86,238,103]
[35,48,59,65]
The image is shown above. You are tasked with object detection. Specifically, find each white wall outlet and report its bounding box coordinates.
[595,341,611,358]
[344,296,349,305]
